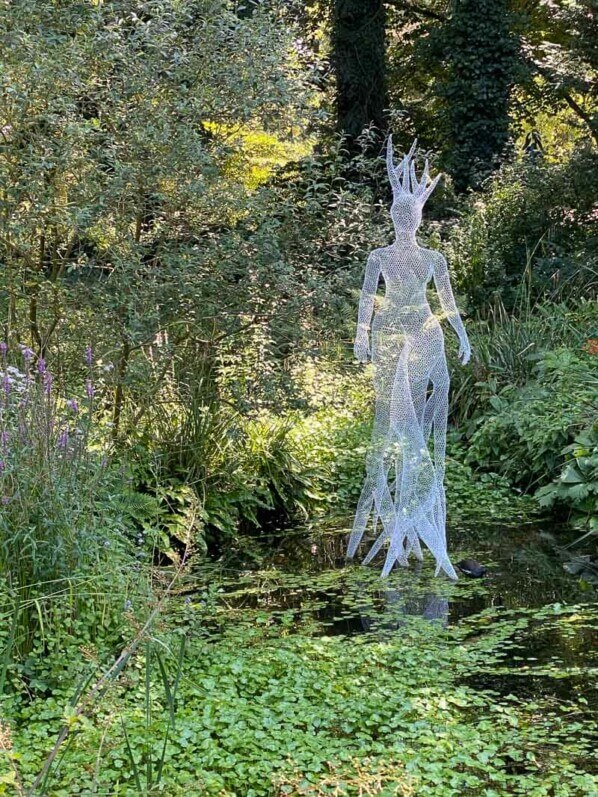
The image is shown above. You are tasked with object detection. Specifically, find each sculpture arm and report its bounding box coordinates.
[354,251,381,362]
[432,252,471,364]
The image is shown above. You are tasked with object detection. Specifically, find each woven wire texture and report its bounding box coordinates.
[348,137,471,579]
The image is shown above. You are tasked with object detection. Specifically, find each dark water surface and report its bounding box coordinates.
[200,524,598,741]
[213,520,594,628]
[190,519,598,766]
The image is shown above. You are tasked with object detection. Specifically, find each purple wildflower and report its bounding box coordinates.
[21,347,34,363]
[57,428,69,449]
[37,358,46,374]
[0,342,7,359]
[66,398,79,414]
[0,460,4,473]
[43,372,53,395]
[1,431,8,449]
[1,496,9,505]
[85,379,95,399]
[2,374,10,395]
[85,346,93,367]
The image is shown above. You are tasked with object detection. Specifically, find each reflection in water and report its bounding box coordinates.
[180,522,598,793]
[191,520,597,770]
[210,521,593,643]
[352,563,449,635]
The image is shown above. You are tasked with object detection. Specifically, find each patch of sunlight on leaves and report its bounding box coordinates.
[516,99,585,162]
[204,121,315,190]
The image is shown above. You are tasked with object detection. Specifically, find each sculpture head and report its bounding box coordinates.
[387,136,441,234]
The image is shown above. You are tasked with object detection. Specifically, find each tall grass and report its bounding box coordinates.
[141,351,326,546]
[449,295,594,425]
[24,551,191,795]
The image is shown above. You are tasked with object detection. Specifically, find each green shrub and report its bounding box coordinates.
[286,363,531,525]
[445,454,535,524]
[288,365,373,512]
[537,424,598,535]
[445,147,598,307]
[466,348,598,490]
[448,299,596,426]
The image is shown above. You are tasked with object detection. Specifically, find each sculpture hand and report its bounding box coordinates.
[354,331,371,363]
[458,337,471,365]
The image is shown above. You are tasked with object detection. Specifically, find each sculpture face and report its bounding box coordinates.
[390,196,422,233]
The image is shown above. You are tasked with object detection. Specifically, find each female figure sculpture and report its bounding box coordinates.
[348,137,471,579]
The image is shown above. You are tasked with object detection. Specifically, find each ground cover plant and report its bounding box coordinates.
[1,539,596,795]
[1,0,597,794]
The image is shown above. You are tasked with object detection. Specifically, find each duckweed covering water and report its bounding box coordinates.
[1,524,596,796]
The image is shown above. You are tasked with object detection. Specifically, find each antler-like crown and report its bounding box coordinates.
[386,135,441,205]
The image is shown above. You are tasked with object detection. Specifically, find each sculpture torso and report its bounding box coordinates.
[372,243,445,371]
[377,243,434,313]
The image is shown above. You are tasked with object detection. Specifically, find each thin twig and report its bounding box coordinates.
[27,541,192,796]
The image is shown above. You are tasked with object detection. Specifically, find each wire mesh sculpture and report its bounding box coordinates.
[348,137,471,579]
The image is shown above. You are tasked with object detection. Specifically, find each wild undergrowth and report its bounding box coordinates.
[447,297,598,535]
[0,347,145,663]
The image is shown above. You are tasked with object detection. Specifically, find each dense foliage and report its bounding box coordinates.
[0,0,596,794]
[434,0,520,192]
[2,541,596,795]
[445,148,598,304]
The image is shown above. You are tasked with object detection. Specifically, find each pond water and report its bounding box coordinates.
[192,519,598,764]
[208,519,594,630]
[9,518,596,796]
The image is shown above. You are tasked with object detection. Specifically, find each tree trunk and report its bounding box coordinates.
[331,0,388,155]
[439,0,519,192]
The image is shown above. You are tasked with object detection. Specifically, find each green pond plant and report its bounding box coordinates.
[1,551,596,796]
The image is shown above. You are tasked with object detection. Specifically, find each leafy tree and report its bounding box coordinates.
[517,0,598,146]
[385,0,448,137]
[0,0,311,435]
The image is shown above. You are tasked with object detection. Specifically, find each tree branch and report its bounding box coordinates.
[561,91,598,144]
[533,62,598,145]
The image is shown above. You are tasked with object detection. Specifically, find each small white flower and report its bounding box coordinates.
[0,369,28,393]
[6,366,25,378]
